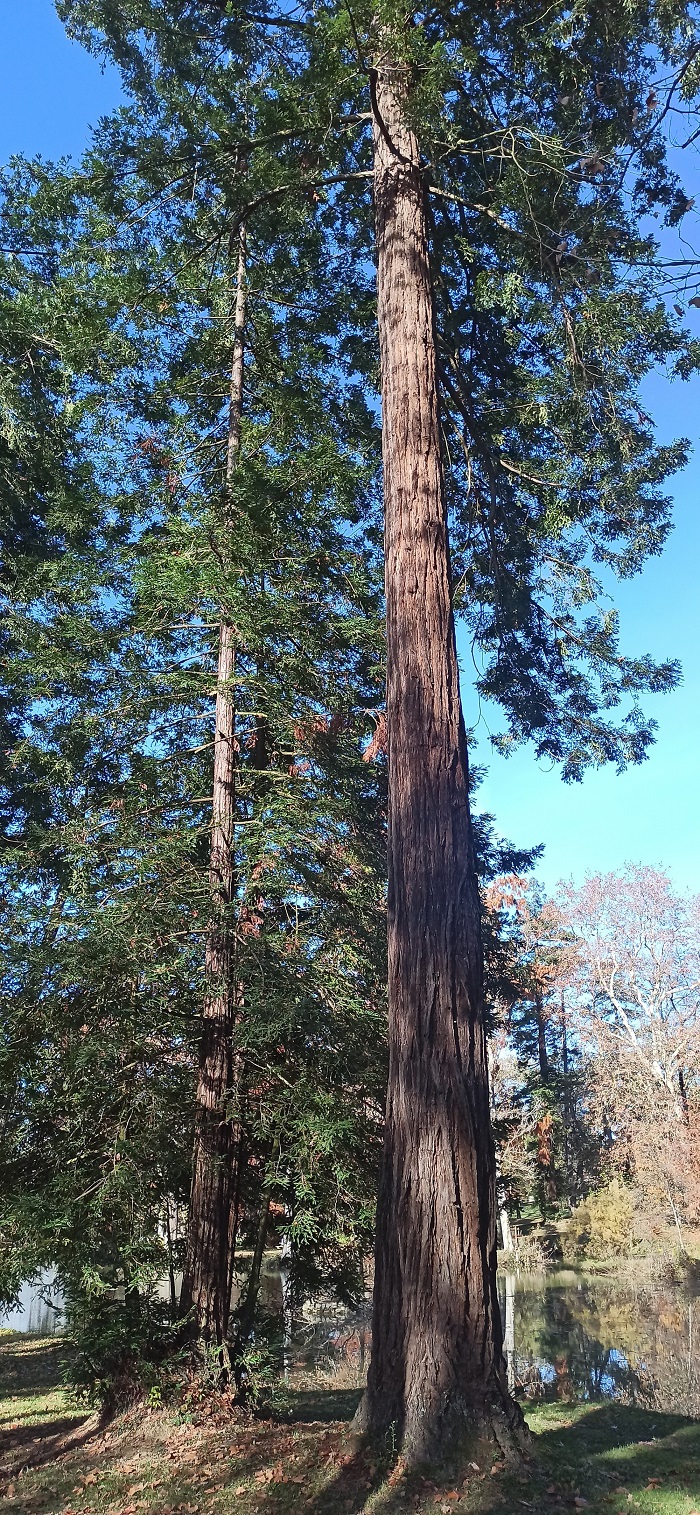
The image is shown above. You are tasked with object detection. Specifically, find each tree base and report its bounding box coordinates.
[351,1380,530,1467]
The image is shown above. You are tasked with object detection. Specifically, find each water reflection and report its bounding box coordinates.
[497,1269,700,1416]
[269,1262,700,1419]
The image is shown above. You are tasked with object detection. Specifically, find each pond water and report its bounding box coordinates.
[498,1268,700,1417]
[278,1266,700,1419]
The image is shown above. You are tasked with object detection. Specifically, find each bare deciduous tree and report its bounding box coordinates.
[560,867,700,1122]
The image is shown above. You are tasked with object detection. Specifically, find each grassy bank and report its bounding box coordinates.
[2,1334,700,1515]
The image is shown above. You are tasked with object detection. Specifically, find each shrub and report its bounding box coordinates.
[65,1289,184,1412]
[564,1180,634,1260]
[511,1233,549,1272]
[233,1308,288,1412]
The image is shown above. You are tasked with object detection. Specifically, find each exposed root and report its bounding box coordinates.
[483,1393,532,1461]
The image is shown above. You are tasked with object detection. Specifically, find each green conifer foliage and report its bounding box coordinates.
[0,101,387,1355]
[57,0,700,772]
[2,0,699,1433]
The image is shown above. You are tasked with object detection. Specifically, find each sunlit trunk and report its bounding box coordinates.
[354,52,525,1458]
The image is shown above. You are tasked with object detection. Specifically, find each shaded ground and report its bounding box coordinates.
[1,1332,700,1514]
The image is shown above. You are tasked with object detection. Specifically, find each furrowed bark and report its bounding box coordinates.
[180,228,247,1347]
[354,55,525,1459]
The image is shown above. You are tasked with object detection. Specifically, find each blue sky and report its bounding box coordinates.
[2,0,699,896]
[0,0,122,162]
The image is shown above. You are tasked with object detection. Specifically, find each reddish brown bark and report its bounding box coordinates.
[180,229,247,1345]
[355,57,525,1458]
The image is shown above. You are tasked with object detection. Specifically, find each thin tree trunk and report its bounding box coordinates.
[165,1200,178,1313]
[503,1272,516,1393]
[280,1226,293,1380]
[233,1189,272,1388]
[354,54,524,1459]
[535,991,549,1083]
[679,1066,690,1125]
[560,991,572,1201]
[180,227,247,1346]
[499,1203,514,1254]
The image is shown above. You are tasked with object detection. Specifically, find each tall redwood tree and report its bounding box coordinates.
[179,230,247,1346]
[353,51,523,1456]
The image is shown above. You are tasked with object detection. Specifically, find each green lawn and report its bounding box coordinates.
[1,1334,700,1515]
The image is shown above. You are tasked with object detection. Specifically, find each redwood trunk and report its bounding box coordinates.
[180,229,247,1344]
[356,58,523,1458]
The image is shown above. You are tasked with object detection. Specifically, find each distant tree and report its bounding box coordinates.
[560,867,700,1237]
[486,877,570,1085]
[561,868,700,1119]
[486,876,600,1216]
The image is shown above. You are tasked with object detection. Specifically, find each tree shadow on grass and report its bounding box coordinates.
[0,1336,66,1392]
[532,1400,700,1504]
[248,1396,700,1515]
[0,1337,98,1480]
[0,1411,99,1473]
[281,1386,363,1424]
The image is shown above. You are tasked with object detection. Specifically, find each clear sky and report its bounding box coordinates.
[0,0,123,162]
[2,0,699,897]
